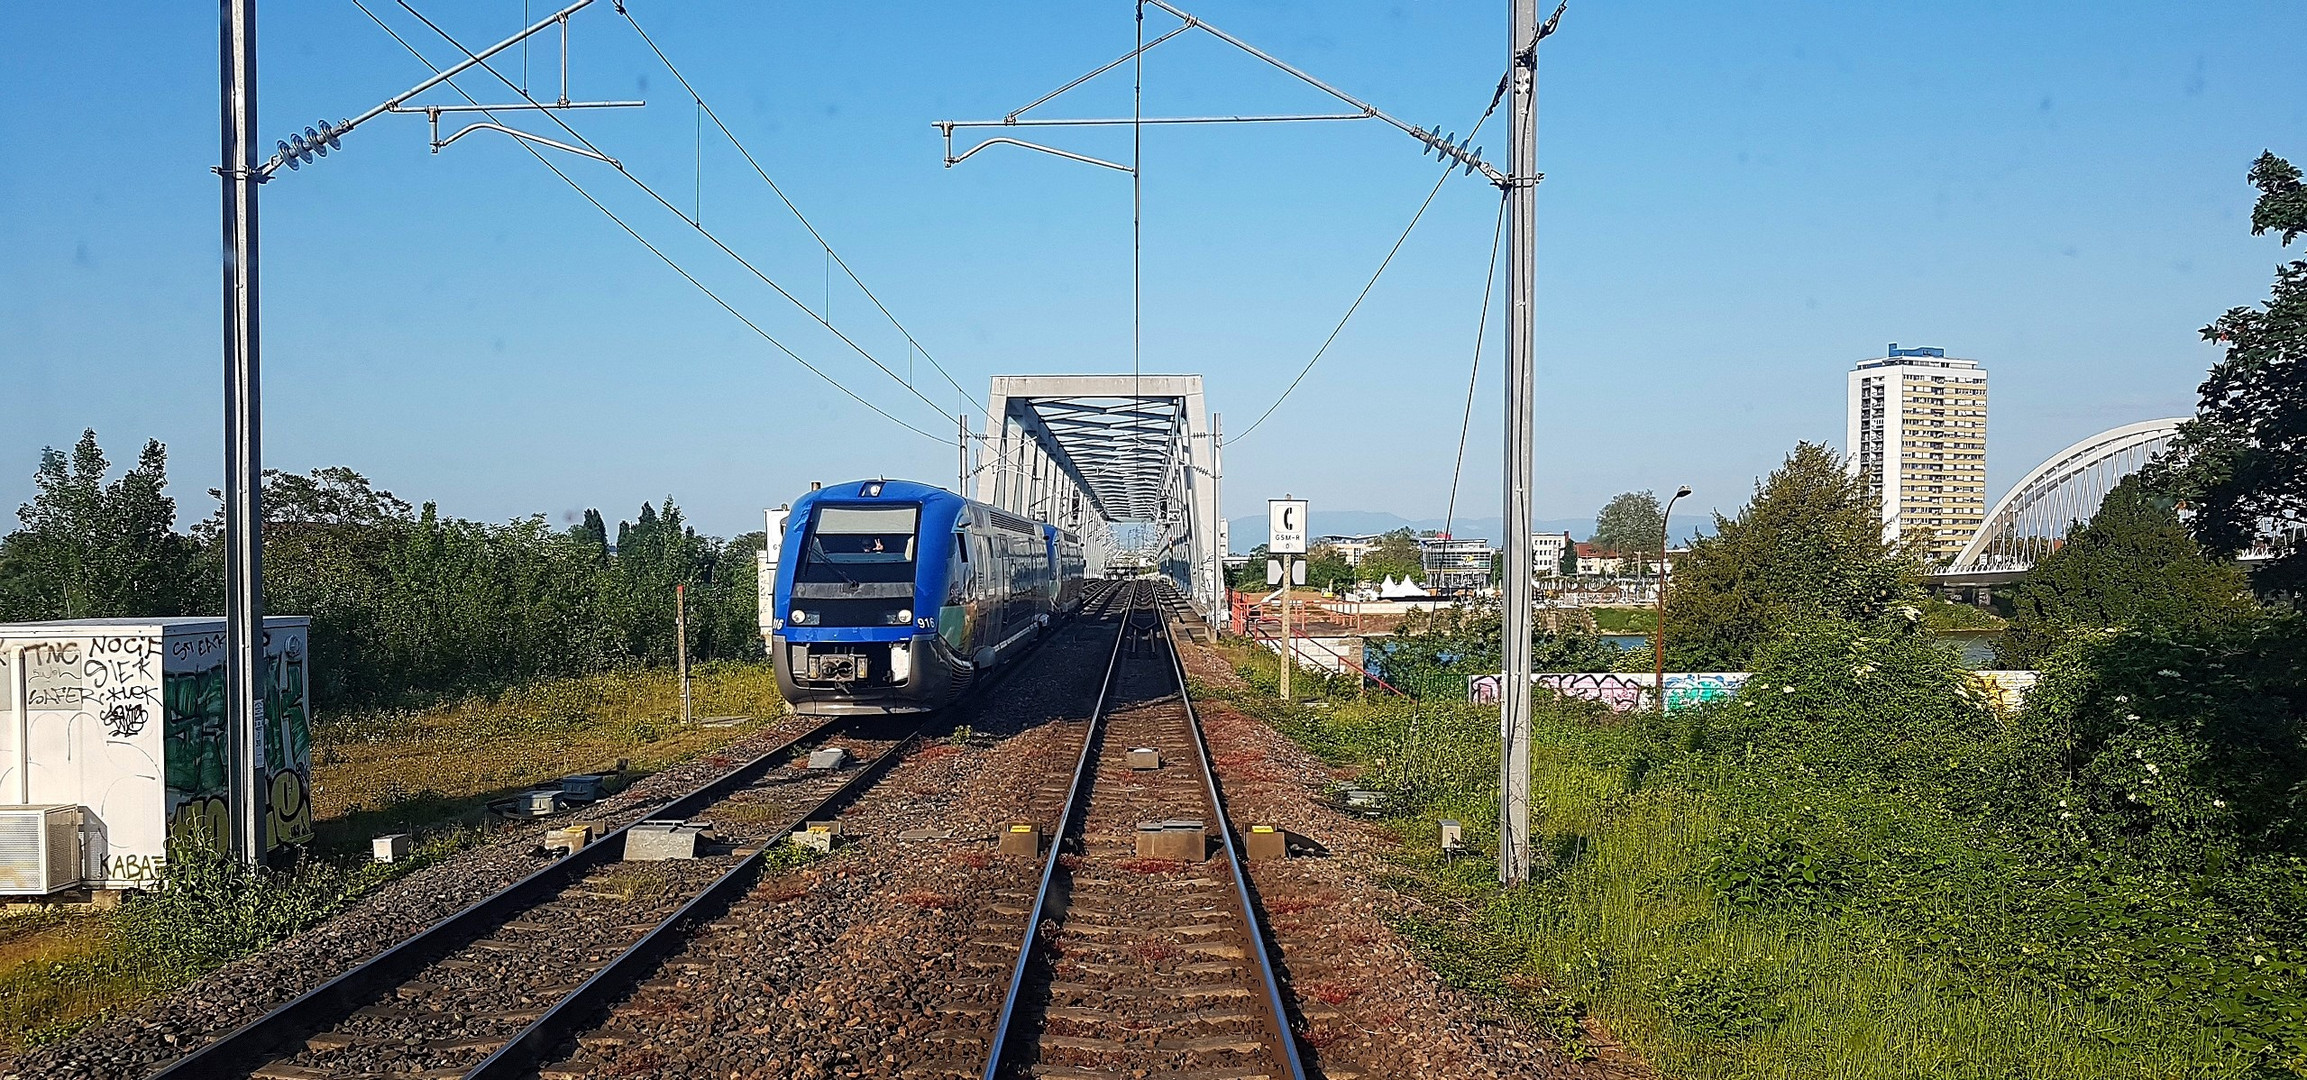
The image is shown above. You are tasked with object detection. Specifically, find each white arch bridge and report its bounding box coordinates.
[1930,417,2188,584]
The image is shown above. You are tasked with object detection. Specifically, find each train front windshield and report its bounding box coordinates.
[799,506,919,584]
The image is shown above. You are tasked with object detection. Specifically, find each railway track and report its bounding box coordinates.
[149,717,911,1080]
[971,582,1307,1080]
[149,583,1130,1080]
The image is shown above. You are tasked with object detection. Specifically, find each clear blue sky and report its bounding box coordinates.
[4,1,2302,539]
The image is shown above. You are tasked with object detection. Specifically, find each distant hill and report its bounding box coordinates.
[1225,511,1595,553]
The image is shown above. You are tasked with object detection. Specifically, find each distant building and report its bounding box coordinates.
[1848,344,1988,564]
[1531,531,1573,576]
[1420,536,1494,594]
[1574,542,1623,576]
[1313,533,1385,566]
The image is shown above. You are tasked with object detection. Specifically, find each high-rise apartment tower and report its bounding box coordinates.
[1846,344,1988,564]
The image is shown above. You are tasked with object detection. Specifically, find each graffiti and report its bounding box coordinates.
[167,632,227,664]
[159,635,314,855]
[1663,673,1751,709]
[25,641,84,708]
[262,642,312,777]
[1468,674,1503,704]
[101,702,151,739]
[167,795,230,856]
[267,768,313,847]
[106,852,166,883]
[1472,671,1754,713]
[1964,670,2039,711]
[163,664,229,803]
[1537,673,1653,713]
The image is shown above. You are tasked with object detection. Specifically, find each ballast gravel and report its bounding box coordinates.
[0,712,825,1080]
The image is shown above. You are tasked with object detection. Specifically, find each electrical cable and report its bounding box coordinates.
[616,3,977,407]
[389,0,961,432]
[1443,193,1510,544]
[1231,69,1514,444]
[347,0,949,443]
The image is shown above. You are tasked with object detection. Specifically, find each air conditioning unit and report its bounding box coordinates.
[0,806,84,896]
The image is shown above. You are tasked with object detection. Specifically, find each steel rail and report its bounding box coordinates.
[979,582,1142,1080]
[978,583,1307,1079]
[475,584,1122,1078]
[1162,591,1311,1078]
[146,715,849,1080]
[466,725,923,1078]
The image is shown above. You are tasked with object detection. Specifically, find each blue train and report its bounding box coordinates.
[762,479,1086,715]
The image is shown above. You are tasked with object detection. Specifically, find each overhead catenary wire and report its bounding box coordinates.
[346,0,949,444]
[389,0,963,432]
[1231,69,1514,443]
[616,3,977,407]
[1443,192,1510,543]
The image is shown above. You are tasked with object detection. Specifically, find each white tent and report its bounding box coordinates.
[1378,576,1431,599]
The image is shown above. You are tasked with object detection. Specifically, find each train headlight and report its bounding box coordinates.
[885,608,913,626]
[789,609,816,626]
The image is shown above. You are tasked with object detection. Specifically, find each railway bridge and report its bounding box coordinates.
[973,374,1228,620]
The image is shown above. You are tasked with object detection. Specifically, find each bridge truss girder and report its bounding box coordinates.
[974,375,1225,613]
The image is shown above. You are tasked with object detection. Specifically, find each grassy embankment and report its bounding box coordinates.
[0,661,782,1048]
[1197,638,2293,1080]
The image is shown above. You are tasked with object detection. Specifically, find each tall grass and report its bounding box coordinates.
[0,660,784,1049]
[1201,639,2281,1080]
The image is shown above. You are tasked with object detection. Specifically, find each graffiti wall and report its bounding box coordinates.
[1469,672,1750,713]
[0,618,312,891]
[1470,670,2036,714]
[161,627,313,857]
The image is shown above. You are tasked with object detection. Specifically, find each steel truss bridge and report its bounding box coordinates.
[1931,417,2188,584]
[974,375,1227,615]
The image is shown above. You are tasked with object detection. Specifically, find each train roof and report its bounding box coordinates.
[789,479,963,512]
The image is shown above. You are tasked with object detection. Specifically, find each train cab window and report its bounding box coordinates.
[798,506,919,584]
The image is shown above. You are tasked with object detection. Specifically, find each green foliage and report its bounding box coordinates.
[2149,151,2307,594]
[1664,442,1921,670]
[1371,602,1633,697]
[1301,543,1356,591]
[0,430,198,621]
[1220,599,2307,1078]
[1997,477,2255,668]
[1592,490,1666,561]
[1917,594,2003,632]
[110,848,371,977]
[1357,528,1426,584]
[0,442,765,709]
[2025,613,2307,863]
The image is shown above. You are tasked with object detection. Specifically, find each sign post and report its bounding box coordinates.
[1268,498,1307,702]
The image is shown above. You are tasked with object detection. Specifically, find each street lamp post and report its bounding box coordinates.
[1653,485,1691,718]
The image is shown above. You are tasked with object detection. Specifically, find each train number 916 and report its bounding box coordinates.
[915,616,937,630]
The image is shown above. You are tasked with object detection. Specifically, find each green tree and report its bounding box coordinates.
[1592,490,1666,566]
[2148,151,2307,594]
[1664,442,1920,669]
[0,430,196,620]
[1357,527,1425,583]
[1302,543,1355,591]
[1994,478,2255,668]
[1231,543,1272,590]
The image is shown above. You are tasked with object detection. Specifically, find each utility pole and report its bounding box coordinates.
[219,0,267,866]
[676,584,693,724]
[1278,555,1293,702]
[958,413,970,494]
[1497,0,1542,888]
[1654,485,1691,717]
